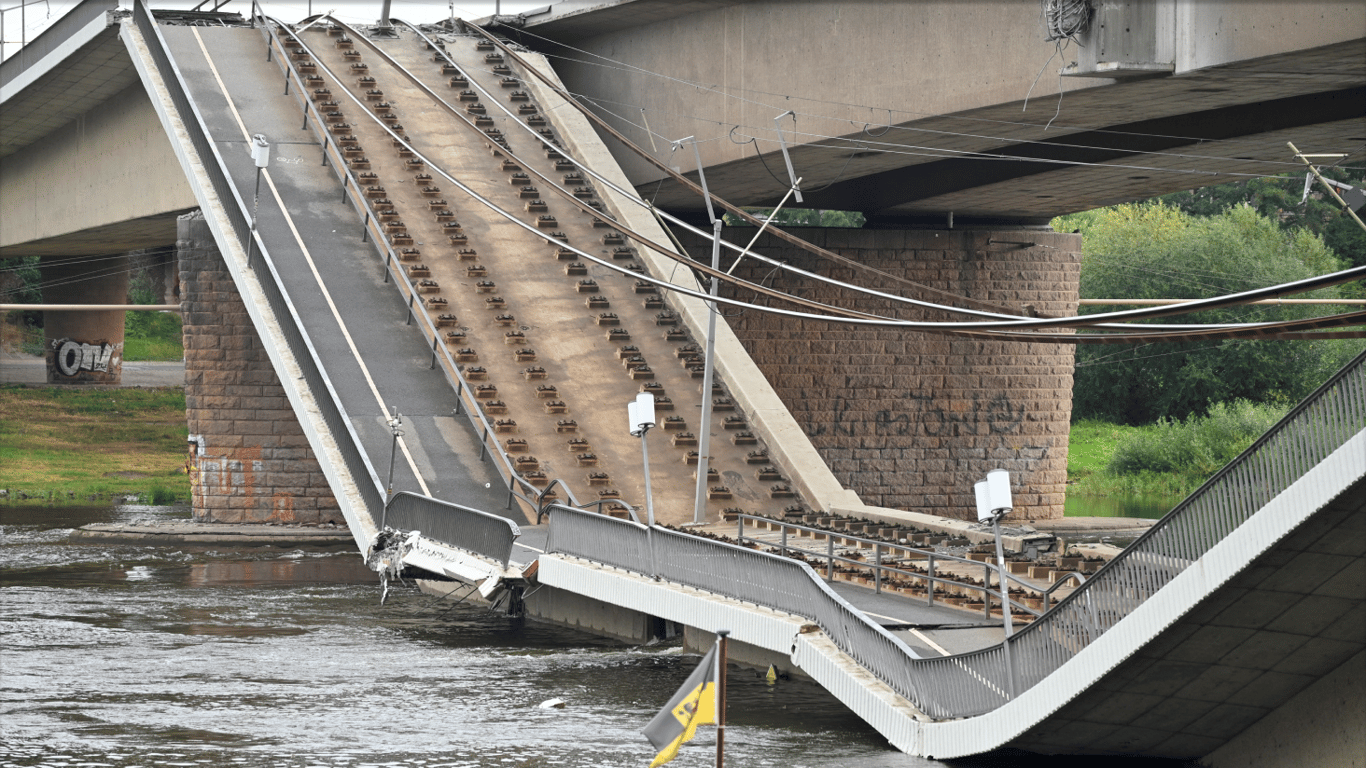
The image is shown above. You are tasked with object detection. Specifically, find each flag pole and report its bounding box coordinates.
[716,629,729,768]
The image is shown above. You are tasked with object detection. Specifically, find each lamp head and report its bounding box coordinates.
[251,134,271,168]
[628,392,655,437]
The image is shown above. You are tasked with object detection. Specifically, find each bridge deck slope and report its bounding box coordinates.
[160,24,510,517]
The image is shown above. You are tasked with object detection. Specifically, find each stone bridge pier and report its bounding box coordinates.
[177,212,341,525]
[678,226,1081,521]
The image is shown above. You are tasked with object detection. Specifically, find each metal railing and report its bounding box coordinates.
[546,351,1365,719]
[545,503,930,705]
[385,491,520,567]
[253,16,554,514]
[736,514,1045,619]
[135,0,387,525]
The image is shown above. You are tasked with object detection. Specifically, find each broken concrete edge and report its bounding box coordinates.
[70,522,355,547]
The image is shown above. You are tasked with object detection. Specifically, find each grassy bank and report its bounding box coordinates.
[1068,400,1289,500]
[0,385,190,505]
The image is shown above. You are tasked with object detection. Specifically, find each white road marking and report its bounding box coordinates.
[192,28,430,496]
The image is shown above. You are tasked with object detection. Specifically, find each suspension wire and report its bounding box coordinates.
[518,76,1309,180]
[396,17,1359,335]
[279,16,1365,345]
[0,245,179,274]
[490,22,1337,173]
[458,19,1366,331]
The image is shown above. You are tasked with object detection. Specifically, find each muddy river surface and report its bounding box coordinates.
[3,505,1182,767]
[3,504,953,768]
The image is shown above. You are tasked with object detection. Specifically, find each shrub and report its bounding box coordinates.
[1108,400,1289,479]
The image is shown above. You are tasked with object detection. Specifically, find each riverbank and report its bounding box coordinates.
[0,383,190,505]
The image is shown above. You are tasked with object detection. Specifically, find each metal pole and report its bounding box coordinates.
[386,408,402,504]
[994,516,1017,698]
[639,423,658,579]
[715,629,729,768]
[1290,141,1366,234]
[689,136,721,525]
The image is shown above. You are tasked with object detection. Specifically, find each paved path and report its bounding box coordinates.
[1,353,186,387]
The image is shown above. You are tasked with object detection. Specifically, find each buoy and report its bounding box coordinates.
[765,665,778,685]
[539,698,567,709]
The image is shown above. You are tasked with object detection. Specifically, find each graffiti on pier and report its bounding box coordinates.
[51,338,121,377]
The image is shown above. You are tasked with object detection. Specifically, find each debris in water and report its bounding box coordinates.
[538,698,567,709]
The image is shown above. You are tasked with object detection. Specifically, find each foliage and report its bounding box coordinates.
[1067,401,1289,500]
[1157,165,1366,271]
[723,207,866,228]
[124,311,184,362]
[1054,201,1365,424]
[1108,399,1288,478]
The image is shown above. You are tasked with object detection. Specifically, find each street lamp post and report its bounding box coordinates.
[975,468,1017,698]
[628,392,659,578]
[248,134,270,265]
[382,407,403,530]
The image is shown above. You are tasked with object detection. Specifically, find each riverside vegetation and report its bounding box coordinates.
[0,301,190,506]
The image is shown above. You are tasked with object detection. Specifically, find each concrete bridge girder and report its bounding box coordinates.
[512,0,1366,223]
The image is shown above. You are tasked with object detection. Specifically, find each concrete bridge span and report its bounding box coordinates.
[2,4,1363,764]
[505,0,1366,226]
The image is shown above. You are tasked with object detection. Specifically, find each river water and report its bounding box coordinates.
[3,503,948,768]
[3,504,1186,768]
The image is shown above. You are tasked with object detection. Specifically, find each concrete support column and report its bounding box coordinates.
[40,253,129,385]
[178,211,342,525]
[678,226,1080,521]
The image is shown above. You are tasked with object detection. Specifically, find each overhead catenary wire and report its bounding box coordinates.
[455,19,1366,333]
[397,17,1363,335]
[491,20,1343,176]
[278,16,1364,344]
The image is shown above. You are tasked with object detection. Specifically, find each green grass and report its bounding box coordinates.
[123,310,183,362]
[0,385,190,505]
[1068,400,1289,501]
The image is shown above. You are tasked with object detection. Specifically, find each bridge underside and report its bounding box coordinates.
[1014,473,1365,761]
[509,1,1366,226]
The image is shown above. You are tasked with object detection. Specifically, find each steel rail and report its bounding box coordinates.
[258,13,637,525]
[735,514,1043,618]
[544,351,1365,718]
[255,15,551,535]
[461,20,1366,328]
[397,19,1366,339]
[237,18,1364,342]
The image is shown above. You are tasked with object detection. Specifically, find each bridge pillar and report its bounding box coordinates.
[177,212,342,525]
[39,253,129,385]
[679,226,1079,521]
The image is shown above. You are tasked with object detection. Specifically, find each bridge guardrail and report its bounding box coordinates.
[253,14,649,532]
[547,351,1364,718]
[134,0,387,525]
[544,503,927,708]
[385,491,520,567]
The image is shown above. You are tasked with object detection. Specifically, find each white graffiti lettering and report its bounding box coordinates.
[52,339,121,376]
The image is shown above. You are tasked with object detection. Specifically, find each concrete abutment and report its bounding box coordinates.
[178,212,341,525]
[675,226,1080,521]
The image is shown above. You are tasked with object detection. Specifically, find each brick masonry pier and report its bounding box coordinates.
[677,227,1081,521]
[178,212,341,525]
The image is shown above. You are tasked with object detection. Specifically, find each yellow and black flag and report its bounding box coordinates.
[642,645,718,767]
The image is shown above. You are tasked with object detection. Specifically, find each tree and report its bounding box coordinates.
[723,208,865,228]
[1055,202,1364,425]
[1157,165,1366,271]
